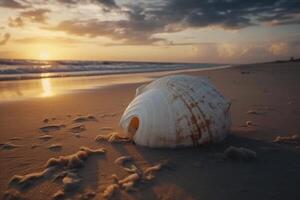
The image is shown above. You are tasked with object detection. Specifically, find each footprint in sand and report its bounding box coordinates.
[48,144,63,151]
[100,127,114,131]
[38,135,53,141]
[72,115,97,123]
[0,142,21,150]
[69,124,86,134]
[99,113,117,118]
[40,124,65,133]
[9,137,22,141]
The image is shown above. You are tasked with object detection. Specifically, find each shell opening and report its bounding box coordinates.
[128,116,139,138]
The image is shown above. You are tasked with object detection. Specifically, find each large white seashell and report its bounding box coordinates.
[120,75,231,148]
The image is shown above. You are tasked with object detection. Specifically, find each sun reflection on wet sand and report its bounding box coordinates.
[0,73,153,101]
[41,78,54,97]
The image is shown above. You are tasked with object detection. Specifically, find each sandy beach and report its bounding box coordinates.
[1,62,300,200]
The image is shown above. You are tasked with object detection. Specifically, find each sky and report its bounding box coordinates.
[0,0,299,63]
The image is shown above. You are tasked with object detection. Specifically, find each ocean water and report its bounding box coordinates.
[0,59,223,81]
[0,59,229,101]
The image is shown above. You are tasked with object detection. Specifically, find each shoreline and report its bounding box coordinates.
[0,64,233,82]
[0,64,234,102]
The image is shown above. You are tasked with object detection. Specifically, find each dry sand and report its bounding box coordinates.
[1,62,300,199]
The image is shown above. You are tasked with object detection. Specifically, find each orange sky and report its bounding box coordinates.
[0,0,299,63]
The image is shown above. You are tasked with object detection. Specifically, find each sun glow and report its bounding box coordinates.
[39,51,50,60]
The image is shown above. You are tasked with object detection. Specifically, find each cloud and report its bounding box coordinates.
[8,17,25,28]
[44,0,300,46]
[268,42,289,56]
[191,41,300,63]
[0,0,29,9]
[46,18,166,45]
[0,33,11,45]
[13,36,80,44]
[8,8,51,28]
[20,8,51,24]
[57,0,118,8]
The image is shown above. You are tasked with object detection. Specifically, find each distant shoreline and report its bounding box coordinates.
[0,63,231,82]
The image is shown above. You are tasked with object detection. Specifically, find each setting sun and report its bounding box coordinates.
[39,51,50,60]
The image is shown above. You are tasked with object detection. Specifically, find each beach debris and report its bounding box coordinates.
[246,110,260,115]
[1,142,21,150]
[114,156,132,165]
[38,134,53,140]
[118,173,140,191]
[246,120,253,126]
[52,190,65,200]
[144,163,163,180]
[69,124,86,134]
[114,156,138,173]
[102,184,120,199]
[72,115,97,123]
[95,132,131,143]
[48,144,63,150]
[62,172,82,191]
[273,134,299,145]
[224,146,256,161]
[120,75,231,148]
[40,124,65,133]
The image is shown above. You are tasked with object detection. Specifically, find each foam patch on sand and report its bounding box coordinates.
[46,146,106,169]
[101,160,169,199]
[10,167,55,188]
[224,146,257,161]
[273,134,300,145]
[9,146,106,196]
[95,132,131,143]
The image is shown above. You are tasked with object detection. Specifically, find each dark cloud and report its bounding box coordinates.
[46,17,166,45]
[57,0,118,8]
[41,0,300,45]
[0,33,10,45]
[8,8,51,28]
[20,8,50,24]
[0,0,29,9]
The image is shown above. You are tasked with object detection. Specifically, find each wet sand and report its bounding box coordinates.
[1,62,300,200]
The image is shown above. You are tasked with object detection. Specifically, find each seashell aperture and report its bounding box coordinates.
[120,75,231,148]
